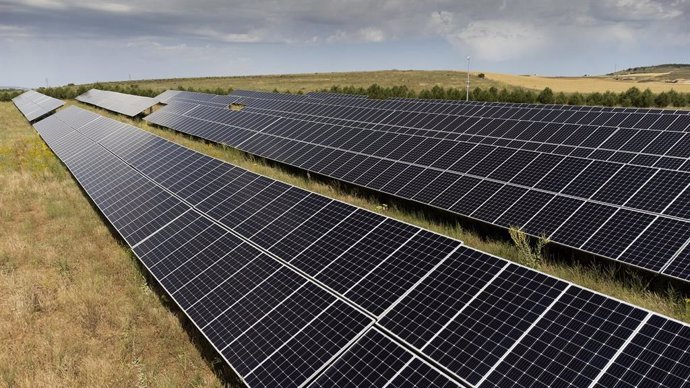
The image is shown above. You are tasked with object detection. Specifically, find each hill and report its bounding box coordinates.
[102,70,504,94]
[96,69,690,95]
[609,64,690,84]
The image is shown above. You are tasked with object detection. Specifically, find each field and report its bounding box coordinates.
[3,92,690,386]
[483,72,690,93]
[101,68,690,95]
[106,70,504,94]
[612,64,690,83]
[0,102,221,387]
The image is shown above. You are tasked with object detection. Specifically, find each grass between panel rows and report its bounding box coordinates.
[0,101,223,387]
[68,101,690,325]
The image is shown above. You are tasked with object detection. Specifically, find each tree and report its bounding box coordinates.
[586,92,603,106]
[637,88,654,107]
[567,92,585,105]
[537,87,554,104]
[488,87,499,101]
[654,92,670,108]
[601,91,617,107]
[554,92,568,105]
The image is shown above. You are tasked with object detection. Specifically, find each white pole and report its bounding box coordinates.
[466,56,471,101]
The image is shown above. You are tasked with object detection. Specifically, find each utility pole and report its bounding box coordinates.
[466,56,471,101]
[45,78,49,88]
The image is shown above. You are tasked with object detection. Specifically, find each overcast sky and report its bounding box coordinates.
[1,0,689,88]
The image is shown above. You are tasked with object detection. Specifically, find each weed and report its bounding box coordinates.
[509,227,549,269]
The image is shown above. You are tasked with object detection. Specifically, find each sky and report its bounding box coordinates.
[1,0,689,88]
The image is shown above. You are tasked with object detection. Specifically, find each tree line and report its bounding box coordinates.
[11,82,690,109]
[322,84,690,108]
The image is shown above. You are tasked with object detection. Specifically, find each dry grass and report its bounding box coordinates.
[69,101,690,325]
[0,102,221,387]
[483,72,690,93]
[104,69,690,95]
[105,70,505,93]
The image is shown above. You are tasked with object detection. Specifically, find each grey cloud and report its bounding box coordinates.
[2,0,687,46]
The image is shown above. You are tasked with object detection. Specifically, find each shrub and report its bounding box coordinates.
[537,87,554,104]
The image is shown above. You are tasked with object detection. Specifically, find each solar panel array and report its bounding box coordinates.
[154,89,241,107]
[144,90,690,283]
[34,105,690,387]
[76,89,158,117]
[12,90,65,122]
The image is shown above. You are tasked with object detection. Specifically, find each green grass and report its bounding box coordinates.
[68,100,690,325]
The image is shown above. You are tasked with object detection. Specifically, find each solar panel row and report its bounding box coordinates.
[36,105,690,387]
[237,95,690,167]
[145,91,690,282]
[12,90,65,122]
[76,89,159,117]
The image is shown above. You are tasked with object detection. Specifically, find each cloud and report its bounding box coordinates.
[189,27,263,43]
[430,11,550,61]
[359,27,385,42]
[81,2,132,13]
[0,24,32,38]
[593,0,685,21]
[457,21,549,61]
[2,0,690,85]
[326,27,386,43]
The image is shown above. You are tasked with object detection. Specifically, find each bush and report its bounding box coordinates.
[655,92,670,108]
[567,92,585,105]
[554,92,568,105]
[537,87,554,104]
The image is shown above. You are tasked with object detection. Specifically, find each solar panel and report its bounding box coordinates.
[12,90,64,122]
[76,89,158,117]
[34,108,374,388]
[478,287,647,388]
[593,315,690,388]
[229,93,690,165]
[154,89,183,103]
[309,328,460,388]
[37,106,690,387]
[145,91,690,282]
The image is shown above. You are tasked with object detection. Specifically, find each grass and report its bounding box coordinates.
[68,101,690,325]
[483,72,690,93]
[0,101,222,387]
[612,64,690,82]
[101,69,690,95]
[104,70,506,93]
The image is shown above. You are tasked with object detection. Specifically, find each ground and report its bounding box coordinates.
[2,98,689,387]
[107,70,503,93]
[0,102,221,387]
[482,72,690,93]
